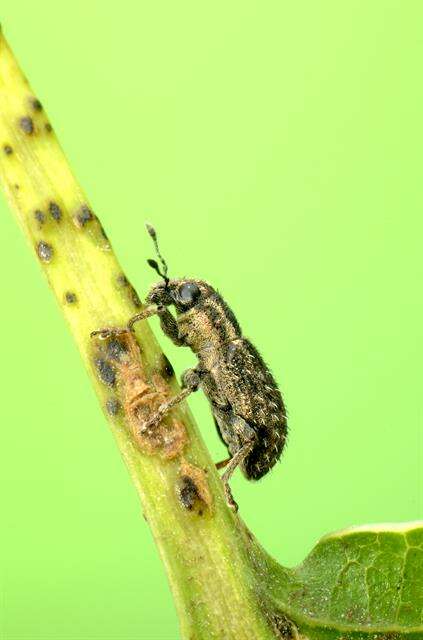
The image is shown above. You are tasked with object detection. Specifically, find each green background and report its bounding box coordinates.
[1,2,422,639]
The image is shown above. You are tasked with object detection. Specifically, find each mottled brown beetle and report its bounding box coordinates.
[93,225,287,510]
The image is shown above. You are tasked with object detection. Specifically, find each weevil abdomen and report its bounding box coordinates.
[217,338,287,479]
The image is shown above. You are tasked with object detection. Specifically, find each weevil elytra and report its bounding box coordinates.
[93,225,288,510]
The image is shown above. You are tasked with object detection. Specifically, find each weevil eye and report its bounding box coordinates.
[177,282,201,306]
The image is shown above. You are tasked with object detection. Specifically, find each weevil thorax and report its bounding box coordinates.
[147,278,241,356]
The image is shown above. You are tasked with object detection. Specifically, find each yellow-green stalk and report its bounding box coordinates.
[0,27,275,640]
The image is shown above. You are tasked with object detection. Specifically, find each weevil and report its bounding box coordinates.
[93,225,287,510]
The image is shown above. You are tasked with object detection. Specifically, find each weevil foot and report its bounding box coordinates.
[138,386,194,435]
[223,482,239,512]
[139,412,163,434]
[90,327,130,340]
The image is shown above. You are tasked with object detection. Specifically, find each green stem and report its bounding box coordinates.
[0,27,276,640]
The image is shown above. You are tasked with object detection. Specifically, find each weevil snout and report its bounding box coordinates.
[146,281,173,307]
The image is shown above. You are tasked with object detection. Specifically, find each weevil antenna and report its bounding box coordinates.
[145,223,170,285]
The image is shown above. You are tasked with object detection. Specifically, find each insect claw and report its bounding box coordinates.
[224,484,239,512]
[90,327,129,340]
[90,328,110,339]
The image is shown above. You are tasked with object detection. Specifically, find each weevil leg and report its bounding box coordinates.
[91,304,163,339]
[220,441,255,511]
[91,326,129,340]
[219,415,257,511]
[157,309,185,346]
[139,386,193,432]
[180,367,202,391]
[128,304,165,330]
[130,306,186,346]
[139,367,202,433]
[215,457,231,470]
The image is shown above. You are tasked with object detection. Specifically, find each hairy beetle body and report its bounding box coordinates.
[147,277,288,495]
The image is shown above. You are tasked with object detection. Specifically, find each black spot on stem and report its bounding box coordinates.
[75,204,94,227]
[107,339,128,362]
[178,476,199,511]
[65,291,77,304]
[49,201,62,222]
[19,116,34,134]
[37,241,53,262]
[30,97,43,111]
[106,398,121,416]
[95,358,116,386]
[34,210,45,225]
[48,201,62,222]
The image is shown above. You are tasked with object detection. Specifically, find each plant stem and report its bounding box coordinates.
[0,27,276,640]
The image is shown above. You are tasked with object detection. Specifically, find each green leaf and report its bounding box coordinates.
[256,521,423,639]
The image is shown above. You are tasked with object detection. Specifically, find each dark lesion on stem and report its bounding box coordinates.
[36,240,53,262]
[34,210,45,226]
[48,201,62,222]
[90,326,188,460]
[29,96,43,111]
[64,291,77,304]
[177,461,213,516]
[18,116,34,134]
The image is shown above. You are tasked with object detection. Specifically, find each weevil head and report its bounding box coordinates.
[147,278,214,313]
[145,224,214,313]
